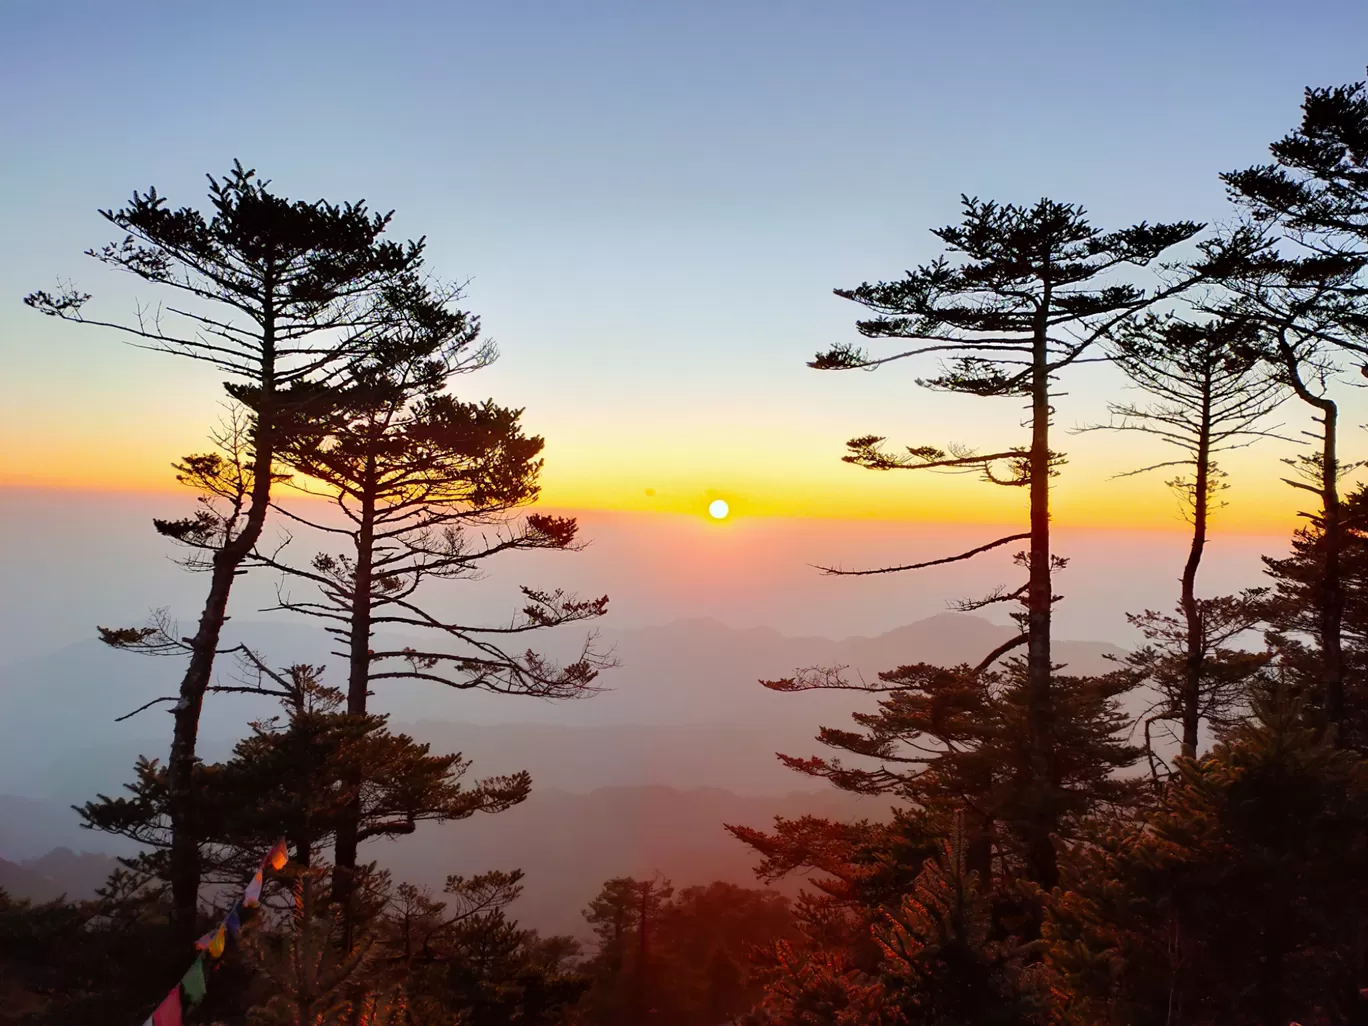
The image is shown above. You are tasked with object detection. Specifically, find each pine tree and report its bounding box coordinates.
[727,811,941,925]
[872,825,1036,1026]
[1121,597,1269,777]
[756,660,1140,894]
[347,870,587,1026]
[650,882,795,1026]
[0,870,180,1025]
[579,875,675,1025]
[1084,313,1283,759]
[1044,685,1368,1024]
[738,942,902,1026]
[25,162,455,943]
[1223,76,1368,260]
[729,812,948,1025]
[1200,76,1368,740]
[251,325,612,923]
[814,196,1201,887]
[1194,242,1361,741]
[1262,483,1368,748]
[78,665,526,920]
[246,866,404,1026]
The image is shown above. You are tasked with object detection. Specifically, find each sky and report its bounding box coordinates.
[3,2,1368,562]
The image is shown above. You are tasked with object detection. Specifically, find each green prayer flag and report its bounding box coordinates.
[180,956,207,1006]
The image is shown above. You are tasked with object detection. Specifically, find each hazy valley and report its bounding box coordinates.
[0,612,1122,936]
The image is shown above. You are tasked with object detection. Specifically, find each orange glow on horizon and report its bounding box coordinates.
[0,432,1328,537]
[0,464,1316,535]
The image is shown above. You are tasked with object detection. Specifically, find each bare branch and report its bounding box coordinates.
[815,532,1029,576]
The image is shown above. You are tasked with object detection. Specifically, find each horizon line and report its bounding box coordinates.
[0,480,1299,538]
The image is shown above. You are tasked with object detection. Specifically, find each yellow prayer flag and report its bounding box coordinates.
[208,923,226,958]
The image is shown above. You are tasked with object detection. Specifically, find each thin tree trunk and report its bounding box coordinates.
[334,453,378,946]
[1320,401,1346,742]
[1179,392,1212,759]
[638,881,652,1022]
[1025,285,1056,890]
[165,285,277,947]
[1280,342,1346,743]
[964,811,995,886]
[346,454,379,718]
[165,560,234,945]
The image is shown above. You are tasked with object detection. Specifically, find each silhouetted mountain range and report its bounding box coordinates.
[0,847,119,903]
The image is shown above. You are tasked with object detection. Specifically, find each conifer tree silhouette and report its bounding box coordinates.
[250,308,612,926]
[874,817,1033,1025]
[25,162,451,943]
[78,664,525,903]
[1044,685,1368,1022]
[811,196,1201,886]
[1201,76,1368,740]
[1083,314,1285,759]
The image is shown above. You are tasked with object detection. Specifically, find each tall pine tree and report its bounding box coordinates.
[813,197,1200,886]
[1202,76,1368,740]
[1086,313,1283,758]
[252,316,611,923]
[25,162,451,943]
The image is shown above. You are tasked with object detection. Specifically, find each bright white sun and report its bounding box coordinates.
[708,499,730,520]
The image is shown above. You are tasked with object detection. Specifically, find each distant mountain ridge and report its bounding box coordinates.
[0,785,876,938]
[0,612,1124,804]
[0,848,119,903]
[365,783,881,939]
[0,612,1124,936]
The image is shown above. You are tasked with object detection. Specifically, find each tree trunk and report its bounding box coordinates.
[164,288,277,948]
[1025,289,1057,891]
[333,453,377,945]
[964,811,995,886]
[345,453,379,719]
[1280,345,1346,744]
[1179,391,1213,759]
[165,559,234,945]
[637,881,652,1023]
[1321,401,1346,742]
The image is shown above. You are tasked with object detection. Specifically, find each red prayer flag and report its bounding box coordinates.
[151,988,182,1026]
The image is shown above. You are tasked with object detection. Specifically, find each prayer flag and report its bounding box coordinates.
[267,838,288,870]
[132,841,285,1024]
[208,923,226,958]
[243,869,263,908]
[180,956,207,1007]
[151,989,182,1026]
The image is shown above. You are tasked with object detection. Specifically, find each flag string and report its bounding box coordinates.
[140,838,289,1025]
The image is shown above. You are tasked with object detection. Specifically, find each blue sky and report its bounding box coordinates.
[3,0,1367,525]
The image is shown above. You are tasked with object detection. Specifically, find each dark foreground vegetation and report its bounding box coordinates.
[6,72,1368,1025]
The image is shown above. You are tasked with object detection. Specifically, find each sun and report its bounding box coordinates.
[708,499,730,520]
